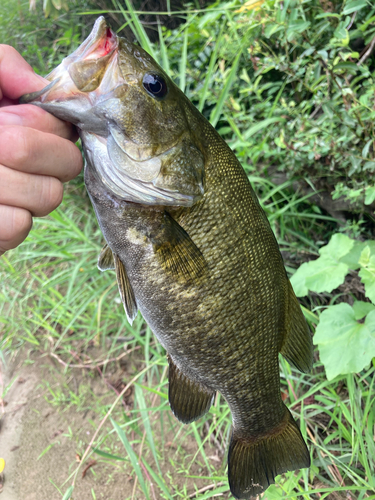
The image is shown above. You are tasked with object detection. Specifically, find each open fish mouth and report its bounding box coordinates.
[20,17,205,208]
[20,17,120,107]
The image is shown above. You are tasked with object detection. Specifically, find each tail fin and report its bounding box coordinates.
[228,407,310,499]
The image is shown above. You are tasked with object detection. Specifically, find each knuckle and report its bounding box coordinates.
[40,177,63,215]
[57,141,83,182]
[13,208,33,238]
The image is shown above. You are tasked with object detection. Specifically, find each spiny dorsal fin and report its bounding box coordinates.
[113,253,138,325]
[98,244,115,271]
[280,280,313,373]
[151,212,208,283]
[228,406,310,499]
[168,354,215,424]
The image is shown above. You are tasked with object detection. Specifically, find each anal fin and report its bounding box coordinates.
[228,406,310,499]
[114,254,138,325]
[98,244,115,271]
[168,355,215,424]
[280,280,313,373]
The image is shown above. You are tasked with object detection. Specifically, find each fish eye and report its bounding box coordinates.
[142,74,168,99]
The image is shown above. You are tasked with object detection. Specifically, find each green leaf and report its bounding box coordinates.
[92,448,127,461]
[264,23,283,38]
[120,0,158,62]
[301,305,319,324]
[142,458,174,500]
[359,246,375,303]
[353,301,375,320]
[319,233,354,260]
[314,304,375,379]
[340,240,366,270]
[333,62,358,74]
[365,186,375,205]
[290,234,354,296]
[362,139,372,159]
[198,23,224,112]
[43,0,52,17]
[343,0,367,15]
[134,384,161,475]
[179,28,188,92]
[111,418,150,499]
[333,27,350,46]
[210,51,242,127]
[157,23,170,74]
[286,20,311,41]
[290,262,310,296]
[305,260,349,294]
[364,161,375,171]
[243,117,286,140]
[62,486,74,500]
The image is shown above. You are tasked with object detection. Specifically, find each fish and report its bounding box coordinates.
[20,17,313,499]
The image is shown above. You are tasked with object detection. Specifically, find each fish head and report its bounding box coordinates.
[21,17,205,207]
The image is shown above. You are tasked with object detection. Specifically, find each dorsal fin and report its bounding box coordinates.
[113,254,138,325]
[151,212,208,283]
[168,355,215,424]
[97,244,115,271]
[280,280,313,373]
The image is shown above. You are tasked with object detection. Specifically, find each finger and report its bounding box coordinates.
[0,204,32,255]
[0,164,64,217]
[0,97,17,107]
[0,104,77,141]
[0,45,48,100]
[0,126,83,182]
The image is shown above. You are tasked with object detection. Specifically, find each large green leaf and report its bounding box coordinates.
[290,234,354,296]
[314,303,375,380]
[290,262,310,296]
[359,246,375,303]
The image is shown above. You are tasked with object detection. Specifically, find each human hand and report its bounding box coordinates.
[0,45,83,255]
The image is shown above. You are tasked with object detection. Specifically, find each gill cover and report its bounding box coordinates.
[20,16,205,208]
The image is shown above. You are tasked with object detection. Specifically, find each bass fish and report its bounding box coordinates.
[21,17,312,499]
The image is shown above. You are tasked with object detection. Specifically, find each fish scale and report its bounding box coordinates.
[21,16,313,499]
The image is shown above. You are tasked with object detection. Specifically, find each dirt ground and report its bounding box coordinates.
[0,349,224,500]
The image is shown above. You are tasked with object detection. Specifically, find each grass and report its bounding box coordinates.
[1,1,375,499]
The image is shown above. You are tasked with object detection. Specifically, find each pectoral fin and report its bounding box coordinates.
[168,355,215,424]
[280,280,313,373]
[151,212,208,283]
[114,254,138,324]
[97,244,115,271]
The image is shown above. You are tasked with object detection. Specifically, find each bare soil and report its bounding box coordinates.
[0,349,224,500]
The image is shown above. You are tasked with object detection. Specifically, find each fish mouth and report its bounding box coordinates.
[20,17,205,208]
[20,17,120,111]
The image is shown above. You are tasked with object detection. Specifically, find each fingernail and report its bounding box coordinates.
[0,111,23,126]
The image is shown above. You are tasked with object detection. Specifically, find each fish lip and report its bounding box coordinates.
[19,77,61,104]
[70,16,109,59]
[63,16,117,64]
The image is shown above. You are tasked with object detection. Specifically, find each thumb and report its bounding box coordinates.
[0,45,48,101]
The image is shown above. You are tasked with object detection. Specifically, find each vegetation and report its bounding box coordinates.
[1,0,375,499]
